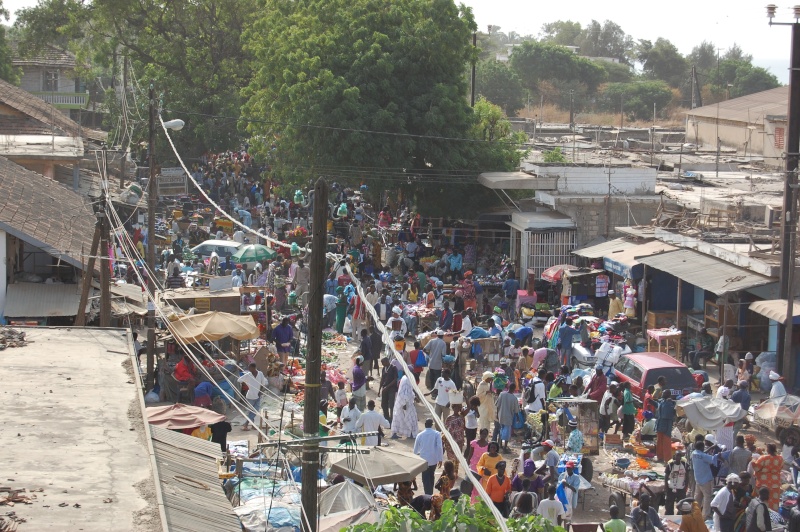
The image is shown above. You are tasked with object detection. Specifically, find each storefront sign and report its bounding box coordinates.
[195,298,211,312]
[157,167,187,196]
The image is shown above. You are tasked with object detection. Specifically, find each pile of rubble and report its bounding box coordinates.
[0,328,27,350]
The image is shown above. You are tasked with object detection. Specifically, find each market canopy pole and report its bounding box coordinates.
[301,177,328,532]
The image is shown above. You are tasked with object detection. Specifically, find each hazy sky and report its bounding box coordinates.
[3,0,794,83]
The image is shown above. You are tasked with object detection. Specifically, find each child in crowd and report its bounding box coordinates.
[335,381,348,422]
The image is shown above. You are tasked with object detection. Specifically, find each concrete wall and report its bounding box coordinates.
[526,164,657,195]
[686,116,780,167]
[19,66,78,94]
[544,195,664,247]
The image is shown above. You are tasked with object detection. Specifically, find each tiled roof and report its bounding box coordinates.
[0,77,83,137]
[0,155,95,270]
[10,42,77,69]
[0,115,59,136]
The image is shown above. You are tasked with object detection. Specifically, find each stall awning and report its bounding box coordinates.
[603,240,676,279]
[573,238,635,259]
[748,299,800,324]
[637,249,775,295]
[4,282,89,317]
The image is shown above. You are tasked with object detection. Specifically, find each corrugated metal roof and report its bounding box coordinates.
[603,240,676,278]
[4,282,90,317]
[685,86,787,124]
[637,249,774,295]
[572,237,635,258]
[748,299,800,324]
[150,426,241,532]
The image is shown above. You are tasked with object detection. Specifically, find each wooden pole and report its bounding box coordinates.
[146,84,157,390]
[301,177,328,532]
[100,146,111,327]
[676,279,682,359]
[74,221,102,326]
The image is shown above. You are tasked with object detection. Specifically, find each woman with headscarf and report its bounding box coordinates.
[460,271,477,310]
[350,355,367,411]
[442,401,466,476]
[752,443,783,510]
[512,459,545,499]
[391,374,418,439]
[476,371,497,432]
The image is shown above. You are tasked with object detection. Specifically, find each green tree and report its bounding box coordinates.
[724,43,753,63]
[475,60,525,116]
[637,38,687,87]
[708,59,780,98]
[597,60,634,83]
[543,147,568,163]
[0,1,19,84]
[539,20,582,46]
[599,81,673,121]
[687,40,717,74]
[14,0,254,153]
[576,19,634,64]
[510,41,607,92]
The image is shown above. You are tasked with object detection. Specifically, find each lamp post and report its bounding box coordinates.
[145,85,184,390]
[768,4,800,387]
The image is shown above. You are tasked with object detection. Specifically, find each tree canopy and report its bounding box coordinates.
[475,60,525,116]
[0,1,19,84]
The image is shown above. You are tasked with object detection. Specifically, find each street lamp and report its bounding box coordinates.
[145,87,184,390]
[767,5,800,388]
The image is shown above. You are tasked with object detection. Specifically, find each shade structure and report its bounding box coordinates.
[146,403,226,430]
[319,481,376,516]
[329,446,428,485]
[319,507,381,531]
[676,396,746,430]
[232,244,277,263]
[754,394,800,426]
[169,311,259,343]
[541,264,578,283]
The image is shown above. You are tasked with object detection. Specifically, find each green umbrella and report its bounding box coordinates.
[231,244,277,263]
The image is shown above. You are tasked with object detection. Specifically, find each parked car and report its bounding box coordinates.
[190,240,242,263]
[613,352,699,404]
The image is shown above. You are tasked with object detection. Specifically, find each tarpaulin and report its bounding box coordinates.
[676,396,746,430]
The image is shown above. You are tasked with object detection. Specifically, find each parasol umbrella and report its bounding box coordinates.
[169,311,259,343]
[541,264,578,283]
[146,403,226,430]
[329,446,428,485]
[675,395,746,430]
[318,482,376,516]
[319,507,381,531]
[754,394,800,427]
[232,244,277,263]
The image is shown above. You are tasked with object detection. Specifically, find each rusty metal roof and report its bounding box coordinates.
[685,86,787,124]
[150,426,241,532]
[0,156,95,270]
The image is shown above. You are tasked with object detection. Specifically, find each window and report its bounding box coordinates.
[775,127,785,150]
[43,70,59,92]
[628,361,643,384]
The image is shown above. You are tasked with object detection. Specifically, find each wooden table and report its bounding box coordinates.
[646,329,682,357]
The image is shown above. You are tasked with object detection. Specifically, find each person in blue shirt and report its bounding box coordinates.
[324,272,338,296]
[691,441,718,520]
[558,318,578,368]
[731,380,751,440]
[501,274,520,320]
[439,301,454,331]
[447,248,463,283]
[510,326,534,347]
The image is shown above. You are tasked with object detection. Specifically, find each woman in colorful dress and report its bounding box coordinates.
[467,428,490,472]
[751,443,783,510]
[442,402,466,476]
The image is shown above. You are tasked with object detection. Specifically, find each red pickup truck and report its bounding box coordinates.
[613,352,699,403]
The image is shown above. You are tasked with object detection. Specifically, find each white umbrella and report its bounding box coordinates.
[676,396,746,430]
[329,446,428,485]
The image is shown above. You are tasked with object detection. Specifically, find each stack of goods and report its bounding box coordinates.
[0,327,28,349]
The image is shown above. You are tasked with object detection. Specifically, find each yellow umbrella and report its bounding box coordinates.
[169,311,259,343]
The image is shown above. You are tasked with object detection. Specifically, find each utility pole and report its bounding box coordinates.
[605,164,614,238]
[715,48,722,178]
[121,55,128,189]
[569,90,575,162]
[301,177,328,532]
[470,32,477,107]
[99,146,111,327]
[146,84,157,390]
[74,220,102,326]
[770,10,800,384]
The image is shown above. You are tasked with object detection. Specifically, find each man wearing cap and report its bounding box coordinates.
[608,290,624,318]
[542,440,561,486]
[769,371,787,399]
[676,498,707,532]
[731,381,751,440]
[711,474,741,532]
[664,450,689,515]
[559,461,582,521]
[692,440,719,519]
[565,419,584,452]
[423,330,447,385]
[413,418,444,495]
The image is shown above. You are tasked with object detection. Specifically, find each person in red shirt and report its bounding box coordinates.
[174,354,197,384]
